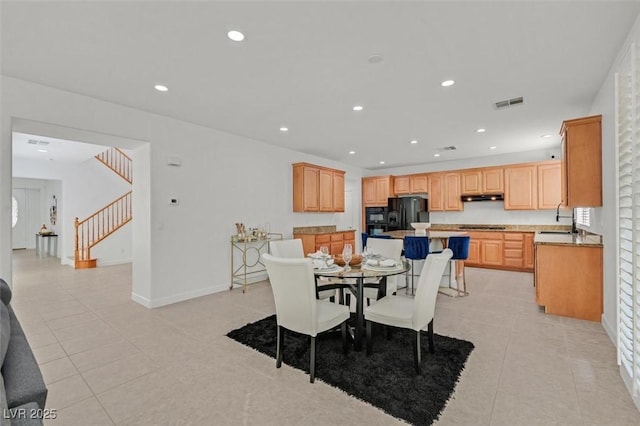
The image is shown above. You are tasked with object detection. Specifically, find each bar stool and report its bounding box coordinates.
[403,236,430,295]
[369,235,392,239]
[446,236,471,296]
[361,232,368,249]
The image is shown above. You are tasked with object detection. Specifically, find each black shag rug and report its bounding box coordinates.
[227,314,474,425]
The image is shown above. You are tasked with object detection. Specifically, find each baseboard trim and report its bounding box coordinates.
[131,283,230,309]
[97,258,132,267]
[601,313,617,346]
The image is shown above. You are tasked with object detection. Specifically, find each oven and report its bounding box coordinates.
[367,223,388,236]
[365,207,388,235]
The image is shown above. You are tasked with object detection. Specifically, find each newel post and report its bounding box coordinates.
[74,217,80,262]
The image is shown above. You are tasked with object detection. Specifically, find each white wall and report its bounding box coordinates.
[0,76,363,307]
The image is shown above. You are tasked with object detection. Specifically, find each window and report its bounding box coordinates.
[575,207,591,227]
[615,41,640,401]
[11,196,18,228]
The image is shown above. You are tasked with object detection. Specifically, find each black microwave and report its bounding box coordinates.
[365,207,388,224]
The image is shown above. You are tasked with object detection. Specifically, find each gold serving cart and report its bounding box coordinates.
[230,233,283,292]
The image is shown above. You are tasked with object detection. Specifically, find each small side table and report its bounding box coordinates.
[35,234,58,258]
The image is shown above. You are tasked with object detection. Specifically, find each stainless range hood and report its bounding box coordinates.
[461,194,504,202]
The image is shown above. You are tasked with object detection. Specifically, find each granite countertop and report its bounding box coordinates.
[430,224,572,232]
[534,232,603,247]
[292,225,356,235]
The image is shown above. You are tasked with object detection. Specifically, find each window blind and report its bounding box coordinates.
[616,41,640,396]
[576,207,591,227]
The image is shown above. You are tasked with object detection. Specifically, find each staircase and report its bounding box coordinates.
[74,148,132,269]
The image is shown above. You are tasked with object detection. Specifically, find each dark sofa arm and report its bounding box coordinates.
[6,402,44,426]
[2,307,47,410]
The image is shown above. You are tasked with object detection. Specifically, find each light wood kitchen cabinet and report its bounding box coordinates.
[535,242,602,321]
[362,176,394,207]
[394,176,410,194]
[461,167,504,195]
[465,232,504,267]
[293,231,356,257]
[537,161,562,210]
[394,173,428,195]
[464,231,533,272]
[410,174,428,193]
[524,233,535,269]
[429,172,463,212]
[467,239,481,264]
[483,168,504,193]
[293,163,345,212]
[504,164,537,210]
[333,172,345,212]
[503,233,524,268]
[560,115,602,207]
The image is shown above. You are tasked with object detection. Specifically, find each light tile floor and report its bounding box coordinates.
[9,249,640,425]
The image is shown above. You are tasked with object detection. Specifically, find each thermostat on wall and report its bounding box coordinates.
[167,157,182,166]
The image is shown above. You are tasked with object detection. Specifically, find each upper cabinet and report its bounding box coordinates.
[362,175,394,207]
[560,115,602,207]
[293,163,345,212]
[504,164,537,210]
[537,161,562,209]
[461,167,504,195]
[393,173,428,195]
[429,172,463,211]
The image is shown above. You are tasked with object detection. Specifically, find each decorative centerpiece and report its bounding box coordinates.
[334,254,362,266]
[410,222,431,235]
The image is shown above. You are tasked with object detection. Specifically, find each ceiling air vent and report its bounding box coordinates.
[494,96,524,110]
[27,139,50,146]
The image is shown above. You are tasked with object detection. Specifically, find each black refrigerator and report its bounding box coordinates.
[387,197,429,230]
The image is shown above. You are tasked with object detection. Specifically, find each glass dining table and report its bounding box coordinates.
[314,260,410,351]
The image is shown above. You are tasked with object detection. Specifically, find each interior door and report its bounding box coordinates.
[12,189,27,249]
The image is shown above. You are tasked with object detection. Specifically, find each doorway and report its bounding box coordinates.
[12,188,40,249]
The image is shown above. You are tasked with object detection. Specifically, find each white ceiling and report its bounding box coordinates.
[3,1,640,170]
[12,132,109,164]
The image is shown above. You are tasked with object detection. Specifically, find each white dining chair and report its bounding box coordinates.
[262,253,350,383]
[364,249,453,374]
[269,239,338,301]
[362,238,404,301]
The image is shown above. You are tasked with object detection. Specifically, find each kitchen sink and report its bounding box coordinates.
[538,230,573,234]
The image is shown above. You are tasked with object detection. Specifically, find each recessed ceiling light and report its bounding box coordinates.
[154,84,168,92]
[410,140,418,144]
[227,30,245,42]
[37,149,48,153]
[541,134,553,138]
[349,151,356,155]
[379,161,385,164]
[279,127,288,132]
[476,128,486,133]
[489,146,497,150]
[433,153,441,157]
[441,80,455,87]
[368,54,384,64]
[353,105,364,111]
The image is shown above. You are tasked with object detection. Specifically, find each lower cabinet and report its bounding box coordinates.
[293,231,356,257]
[535,243,602,321]
[464,231,534,272]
